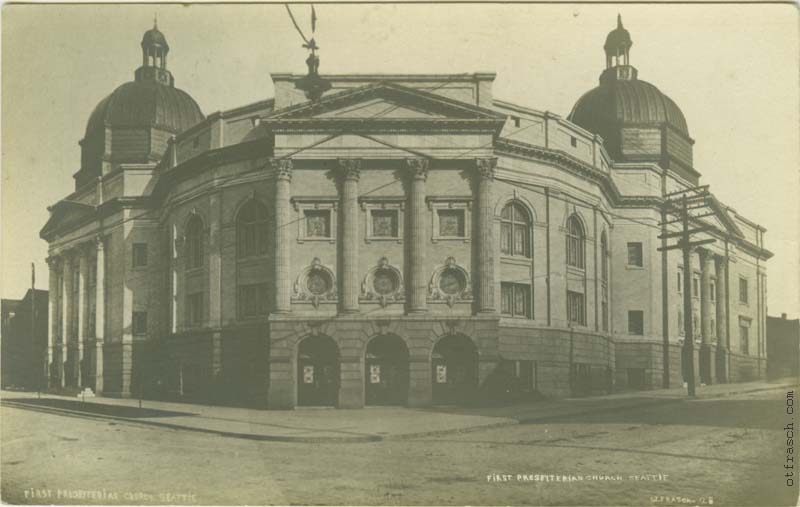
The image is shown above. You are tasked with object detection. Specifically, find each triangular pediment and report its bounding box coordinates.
[313,97,446,119]
[267,82,506,121]
[40,200,96,240]
[700,194,744,238]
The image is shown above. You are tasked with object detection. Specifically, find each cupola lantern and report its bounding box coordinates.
[135,17,174,86]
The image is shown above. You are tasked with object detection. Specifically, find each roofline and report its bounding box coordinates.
[270,72,497,82]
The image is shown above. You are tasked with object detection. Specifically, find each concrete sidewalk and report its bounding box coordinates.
[2,378,795,443]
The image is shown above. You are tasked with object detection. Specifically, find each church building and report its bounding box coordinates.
[40,18,771,408]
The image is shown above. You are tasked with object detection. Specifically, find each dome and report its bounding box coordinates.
[604,14,632,52]
[84,80,204,137]
[142,27,169,50]
[567,15,694,172]
[75,22,205,190]
[568,78,689,141]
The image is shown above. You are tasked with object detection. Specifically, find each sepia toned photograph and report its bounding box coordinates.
[1,2,798,505]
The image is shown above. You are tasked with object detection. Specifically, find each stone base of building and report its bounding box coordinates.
[49,323,767,408]
[728,351,767,382]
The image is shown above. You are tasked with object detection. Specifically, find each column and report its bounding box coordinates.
[715,255,728,383]
[46,256,58,388]
[94,236,105,394]
[208,192,223,388]
[699,249,713,384]
[272,159,293,313]
[60,252,73,387]
[76,248,88,388]
[338,158,361,314]
[476,158,497,313]
[170,225,179,333]
[406,158,429,313]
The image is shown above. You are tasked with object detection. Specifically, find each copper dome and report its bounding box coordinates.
[568,78,689,142]
[84,80,204,137]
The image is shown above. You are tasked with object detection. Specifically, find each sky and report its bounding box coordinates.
[2,3,798,317]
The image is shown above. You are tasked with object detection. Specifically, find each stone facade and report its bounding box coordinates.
[40,21,772,408]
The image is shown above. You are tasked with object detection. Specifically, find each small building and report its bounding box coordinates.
[767,314,799,380]
[1,289,49,390]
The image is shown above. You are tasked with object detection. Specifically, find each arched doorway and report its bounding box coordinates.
[431,335,478,405]
[365,335,409,406]
[297,335,339,407]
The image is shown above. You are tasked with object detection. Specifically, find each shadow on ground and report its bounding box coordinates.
[1,398,194,418]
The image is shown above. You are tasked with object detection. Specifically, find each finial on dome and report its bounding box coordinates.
[154,13,158,30]
[617,13,623,29]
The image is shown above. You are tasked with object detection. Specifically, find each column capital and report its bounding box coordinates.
[46,255,60,268]
[476,157,497,180]
[61,250,75,264]
[405,158,429,180]
[271,158,293,181]
[337,158,362,181]
[94,234,106,250]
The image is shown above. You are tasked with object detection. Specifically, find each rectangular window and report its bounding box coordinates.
[678,310,684,336]
[186,293,203,326]
[570,136,578,147]
[238,283,269,318]
[710,280,716,301]
[371,210,398,238]
[438,209,465,237]
[677,270,683,293]
[739,277,749,303]
[693,276,699,298]
[132,243,148,267]
[567,291,585,325]
[305,210,331,238]
[500,282,531,318]
[628,310,644,335]
[693,314,700,337]
[132,311,147,335]
[626,242,643,267]
[602,301,609,332]
[740,320,750,354]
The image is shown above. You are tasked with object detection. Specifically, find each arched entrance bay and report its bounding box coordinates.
[431,334,478,405]
[297,335,339,407]
[365,334,409,406]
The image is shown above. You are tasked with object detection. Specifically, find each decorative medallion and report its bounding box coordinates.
[429,257,472,307]
[361,257,404,308]
[293,257,337,308]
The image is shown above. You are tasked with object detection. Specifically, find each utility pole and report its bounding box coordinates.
[658,186,715,397]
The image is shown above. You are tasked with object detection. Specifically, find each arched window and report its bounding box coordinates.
[500,202,531,257]
[185,215,204,269]
[566,215,585,268]
[237,200,268,258]
[600,230,609,283]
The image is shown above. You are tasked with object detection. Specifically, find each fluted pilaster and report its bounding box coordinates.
[94,236,105,394]
[46,256,59,386]
[338,158,361,313]
[476,158,497,313]
[715,256,728,348]
[406,158,429,313]
[77,248,88,387]
[700,249,713,344]
[272,158,293,313]
[60,253,73,387]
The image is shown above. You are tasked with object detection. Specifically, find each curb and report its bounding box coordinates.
[3,382,794,444]
[0,400,381,444]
